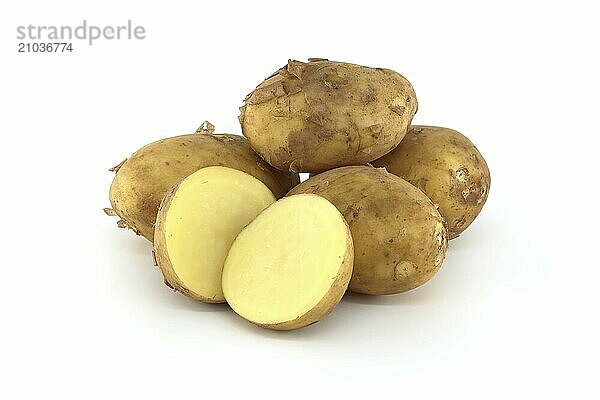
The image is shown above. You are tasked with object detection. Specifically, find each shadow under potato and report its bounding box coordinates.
[342,289,434,306]
[223,303,348,339]
[163,293,231,313]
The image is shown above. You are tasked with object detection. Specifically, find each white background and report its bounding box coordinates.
[1,1,598,398]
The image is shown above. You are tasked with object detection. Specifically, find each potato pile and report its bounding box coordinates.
[106,59,490,331]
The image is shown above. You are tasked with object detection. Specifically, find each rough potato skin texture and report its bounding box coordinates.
[372,126,490,239]
[240,59,418,173]
[288,166,448,295]
[153,184,224,303]
[109,133,299,241]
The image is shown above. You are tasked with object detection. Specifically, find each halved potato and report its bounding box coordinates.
[222,194,353,330]
[154,166,276,303]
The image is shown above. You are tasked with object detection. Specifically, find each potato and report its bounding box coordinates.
[239,59,418,173]
[222,194,353,330]
[372,125,490,239]
[154,166,275,303]
[288,166,448,295]
[108,126,299,241]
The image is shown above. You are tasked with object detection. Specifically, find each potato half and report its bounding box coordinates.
[288,166,448,295]
[372,125,490,238]
[240,59,418,173]
[154,166,276,303]
[109,128,299,241]
[222,194,353,330]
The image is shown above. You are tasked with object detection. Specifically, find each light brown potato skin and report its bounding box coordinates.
[288,166,448,295]
[372,126,490,239]
[240,59,418,173]
[109,132,299,241]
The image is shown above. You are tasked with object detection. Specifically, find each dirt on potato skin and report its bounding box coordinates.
[372,125,491,238]
[288,166,448,295]
[108,131,299,241]
[240,59,418,173]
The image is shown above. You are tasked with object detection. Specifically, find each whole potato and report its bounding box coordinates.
[240,59,418,173]
[372,125,490,238]
[108,128,299,241]
[288,166,448,295]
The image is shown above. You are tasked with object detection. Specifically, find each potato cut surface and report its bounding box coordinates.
[154,166,276,303]
[222,194,353,330]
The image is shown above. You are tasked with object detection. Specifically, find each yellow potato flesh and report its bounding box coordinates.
[161,167,275,302]
[222,194,352,329]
